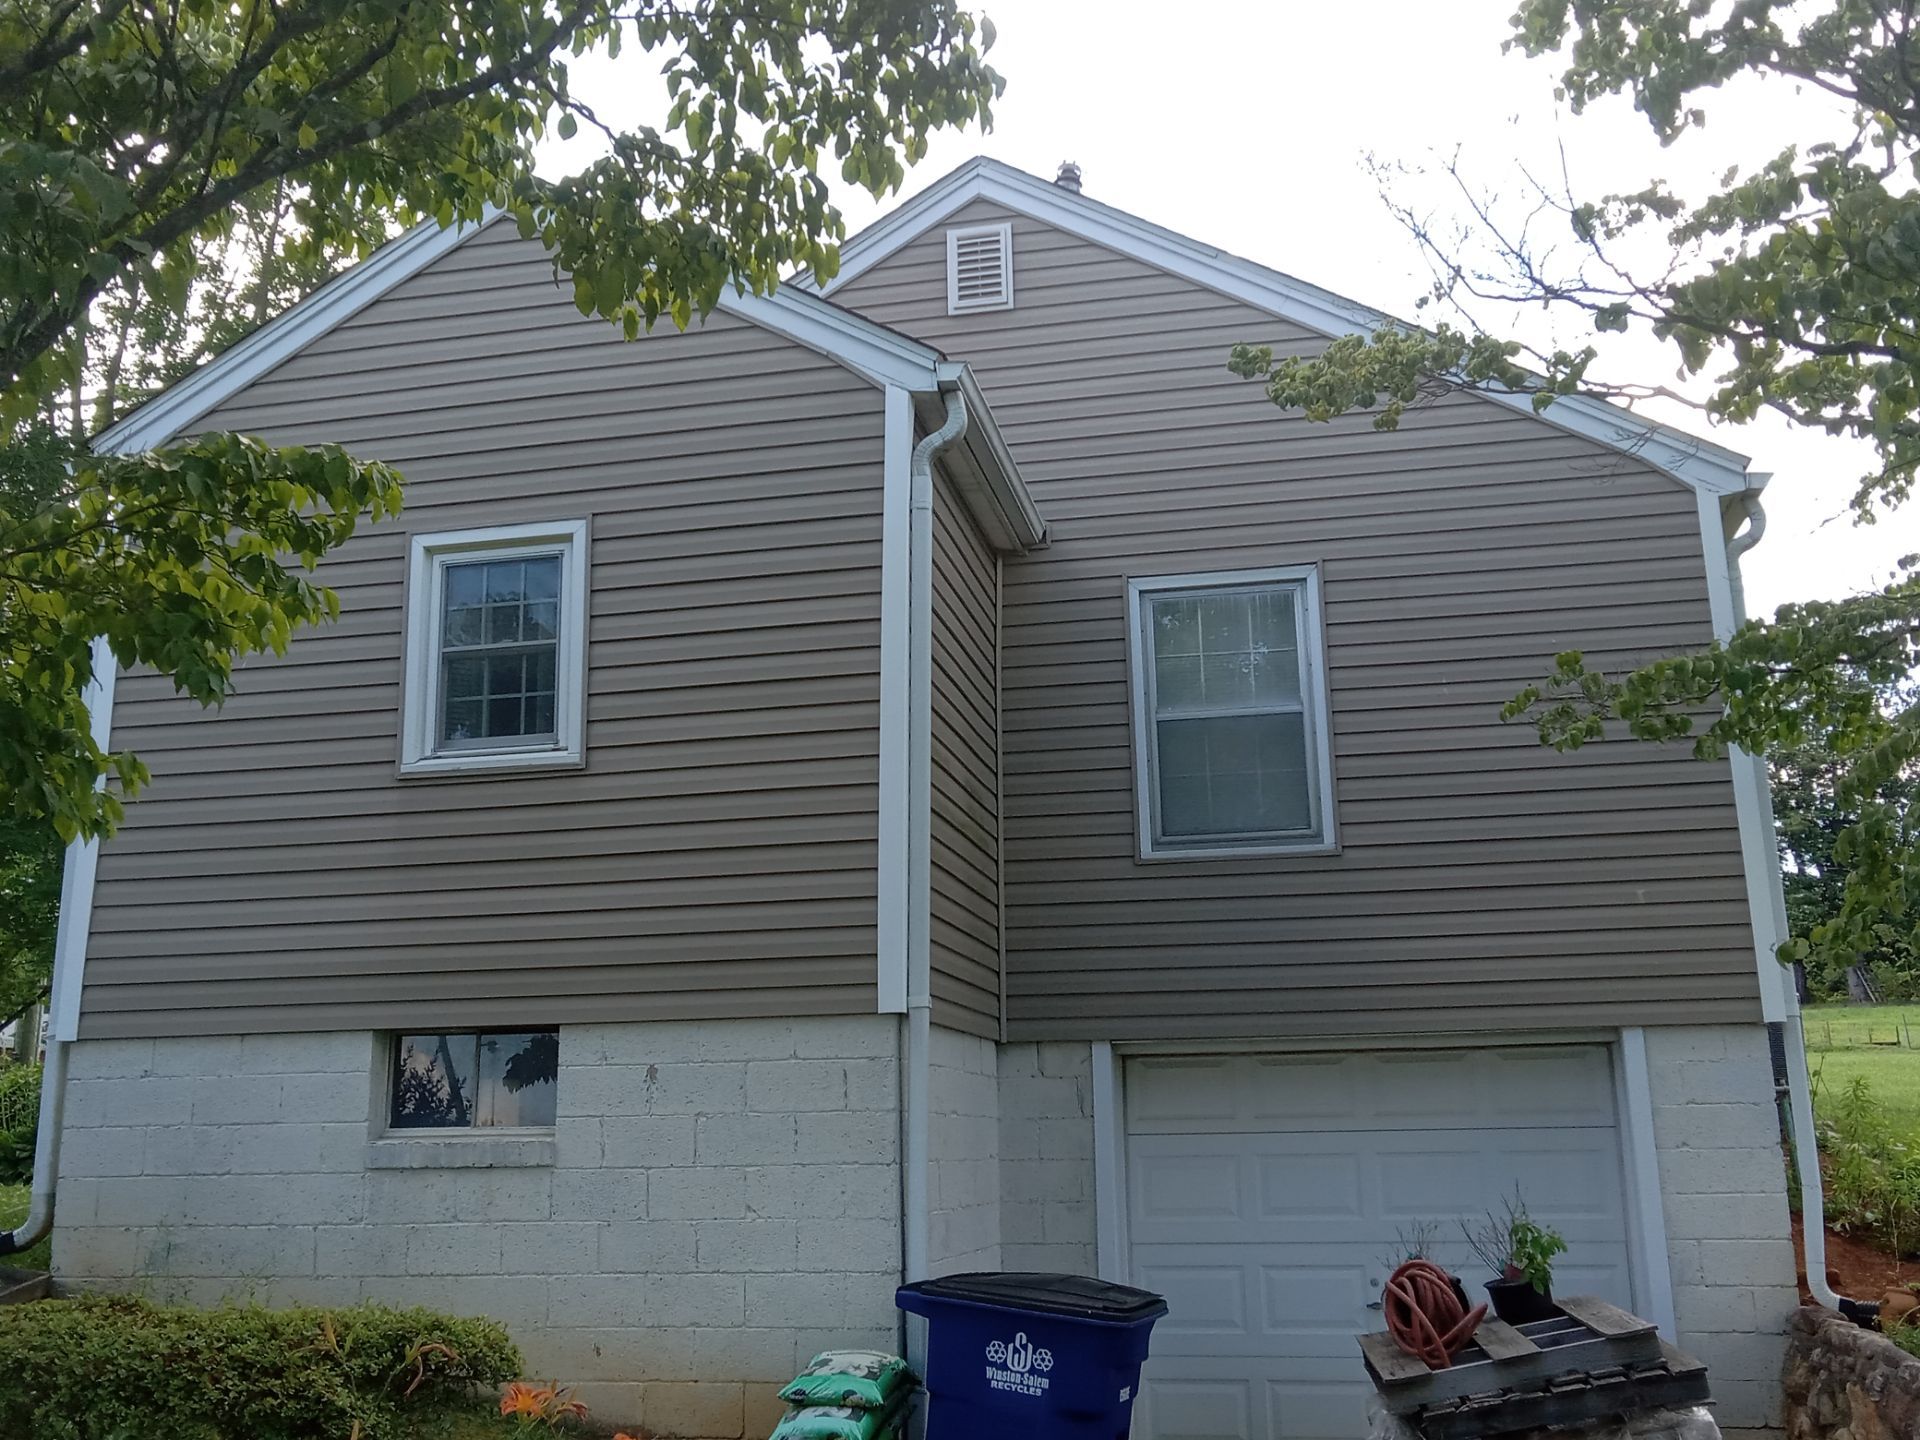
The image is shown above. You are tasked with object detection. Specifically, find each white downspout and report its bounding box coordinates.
[902,388,970,1370]
[1720,490,1872,1321]
[1,637,114,1259]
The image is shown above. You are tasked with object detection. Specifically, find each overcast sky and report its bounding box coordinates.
[548,1,1917,619]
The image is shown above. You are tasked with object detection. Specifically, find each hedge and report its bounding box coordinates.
[0,1294,522,1440]
[0,1061,39,1183]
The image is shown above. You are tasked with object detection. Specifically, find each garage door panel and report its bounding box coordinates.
[1138,1378,1255,1440]
[1138,1252,1371,1357]
[1131,1131,1627,1246]
[1125,1045,1633,1439]
[1128,1047,1617,1135]
[1135,1365,1359,1440]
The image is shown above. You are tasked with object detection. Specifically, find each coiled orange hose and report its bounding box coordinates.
[1382,1259,1487,1369]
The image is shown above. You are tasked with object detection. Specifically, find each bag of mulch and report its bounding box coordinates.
[767,1398,909,1440]
[778,1350,915,1411]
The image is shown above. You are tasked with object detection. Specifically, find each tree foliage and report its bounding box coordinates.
[1235,0,1920,976]
[2,0,1003,840]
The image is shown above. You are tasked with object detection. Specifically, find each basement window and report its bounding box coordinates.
[388,1031,558,1130]
[1127,566,1337,859]
[946,222,1014,314]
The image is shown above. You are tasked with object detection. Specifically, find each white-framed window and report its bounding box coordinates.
[1127,565,1337,859]
[946,221,1014,313]
[400,520,588,776]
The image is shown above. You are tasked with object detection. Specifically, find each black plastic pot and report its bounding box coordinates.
[1485,1276,1557,1324]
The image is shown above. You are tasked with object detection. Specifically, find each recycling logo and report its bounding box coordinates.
[984,1332,1054,1397]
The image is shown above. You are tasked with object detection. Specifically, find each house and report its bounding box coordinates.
[42,159,1800,1440]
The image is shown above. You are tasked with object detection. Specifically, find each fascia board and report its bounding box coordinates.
[824,159,1752,497]
[94,213,503,455]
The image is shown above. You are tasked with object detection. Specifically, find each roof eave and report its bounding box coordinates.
[822,157,1752,498]
[919,362,1045,556]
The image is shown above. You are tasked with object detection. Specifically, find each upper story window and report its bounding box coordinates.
[946,222,1014,314]
[388,1030,558,1129]
[1127,566,1336,859]
[400,521,588,776]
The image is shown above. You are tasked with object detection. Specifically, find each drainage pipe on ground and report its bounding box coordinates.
[901,387,970,1370]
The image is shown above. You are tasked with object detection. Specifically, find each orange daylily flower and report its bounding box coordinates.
[500,1381,549,1419]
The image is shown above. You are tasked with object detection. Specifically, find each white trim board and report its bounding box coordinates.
[818,157,1754,499]
[875,386,914,1014]
[48,637,117,1043]
[1697,490,1790,1022]
[91,210,1044,556]
[1615,1027,1679,1339]
[1091,1041,1128,1284]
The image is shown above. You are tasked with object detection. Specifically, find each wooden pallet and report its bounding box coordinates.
[1413,1341,1710,1440]
[1359,1296,1665,1414]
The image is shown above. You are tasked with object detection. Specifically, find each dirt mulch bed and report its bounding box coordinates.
[1795,1214,1918,1304]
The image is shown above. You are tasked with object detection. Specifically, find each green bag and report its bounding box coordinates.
[768,1403,904,1440]
[778,1350,914,1411]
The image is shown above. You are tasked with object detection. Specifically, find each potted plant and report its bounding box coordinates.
[1462,1190,1567,1325]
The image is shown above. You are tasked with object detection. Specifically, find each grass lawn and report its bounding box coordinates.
[1805,1003,1920,1132]
[0,1182,49,1272]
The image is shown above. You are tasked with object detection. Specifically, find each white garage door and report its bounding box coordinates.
[1125,1045,1634,1440]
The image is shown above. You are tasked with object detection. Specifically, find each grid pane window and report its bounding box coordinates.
[389,1031,558,1130]
[1139,578,1325,851]
[439,555,561,748]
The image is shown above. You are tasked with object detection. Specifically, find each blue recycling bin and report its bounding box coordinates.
[897,1272,1168,1439]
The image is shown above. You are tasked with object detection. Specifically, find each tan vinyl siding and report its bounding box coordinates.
[83,220,886,1038]
[835,199,1761,1041]
[929,468,1002,1038]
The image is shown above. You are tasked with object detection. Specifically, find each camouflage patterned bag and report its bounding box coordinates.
[777,1350,914,1411]
[767,1402,905,1440]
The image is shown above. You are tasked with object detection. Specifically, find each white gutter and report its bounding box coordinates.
[1,637,115,1259]
[900,386,970,1371]
[1703,483,1873,1322]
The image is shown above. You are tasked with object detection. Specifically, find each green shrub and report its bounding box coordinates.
[0,1060,39,1183]
[1816,1074,1920,1255]
[0,1294,522,1440]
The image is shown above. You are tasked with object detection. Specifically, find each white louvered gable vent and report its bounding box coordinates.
[946,222,1014,314]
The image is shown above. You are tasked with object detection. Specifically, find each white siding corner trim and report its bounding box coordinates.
[877,386,914,1014]
[1091,1040,1128,1283]
[1696,490,1790,1022]
[48,636,117,1043]
[1615,1026,1680,1339]
[398,519,590,777]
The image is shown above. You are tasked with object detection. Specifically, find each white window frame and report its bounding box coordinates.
[399,519,589,777]
[946,221,1015,314]
[1126,564,1338,860]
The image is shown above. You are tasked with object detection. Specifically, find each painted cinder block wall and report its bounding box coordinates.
[1643,1025,1799,1438]
[926,1027,1001,1277]
[53,1018,904,1440]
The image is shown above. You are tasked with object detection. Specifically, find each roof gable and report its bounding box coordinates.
[98,212,953,448]
[818,157,1752,498]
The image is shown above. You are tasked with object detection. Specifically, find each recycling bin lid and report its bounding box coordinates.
[899,1271,1167,1323]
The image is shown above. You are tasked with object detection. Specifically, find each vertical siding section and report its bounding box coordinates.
[929,469,1002,1038]
[83,220,886,1038]
[835,199,1761,1041]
